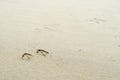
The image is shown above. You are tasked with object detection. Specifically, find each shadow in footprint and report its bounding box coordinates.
[21,53,33,61]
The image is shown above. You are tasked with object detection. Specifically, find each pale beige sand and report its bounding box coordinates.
[0,0,120,80]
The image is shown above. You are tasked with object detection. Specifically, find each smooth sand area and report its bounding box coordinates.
[0,0,120,80]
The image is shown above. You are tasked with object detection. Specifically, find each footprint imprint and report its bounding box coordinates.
[89,18,106,24]
[33,24,61,32]
[21,53,33,60]
[36,49,49,56]
[21,49,65,67]
[21,49,49,61]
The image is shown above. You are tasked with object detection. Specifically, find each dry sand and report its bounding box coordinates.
[0,0,120,80]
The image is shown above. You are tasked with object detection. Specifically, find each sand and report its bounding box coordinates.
[0,0,120,80]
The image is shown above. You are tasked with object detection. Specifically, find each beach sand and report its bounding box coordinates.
[0,0,120,80]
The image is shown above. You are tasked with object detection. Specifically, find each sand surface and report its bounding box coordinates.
[0,0,120,80]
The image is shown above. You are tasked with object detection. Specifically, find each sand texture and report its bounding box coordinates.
[0,0,120,80]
